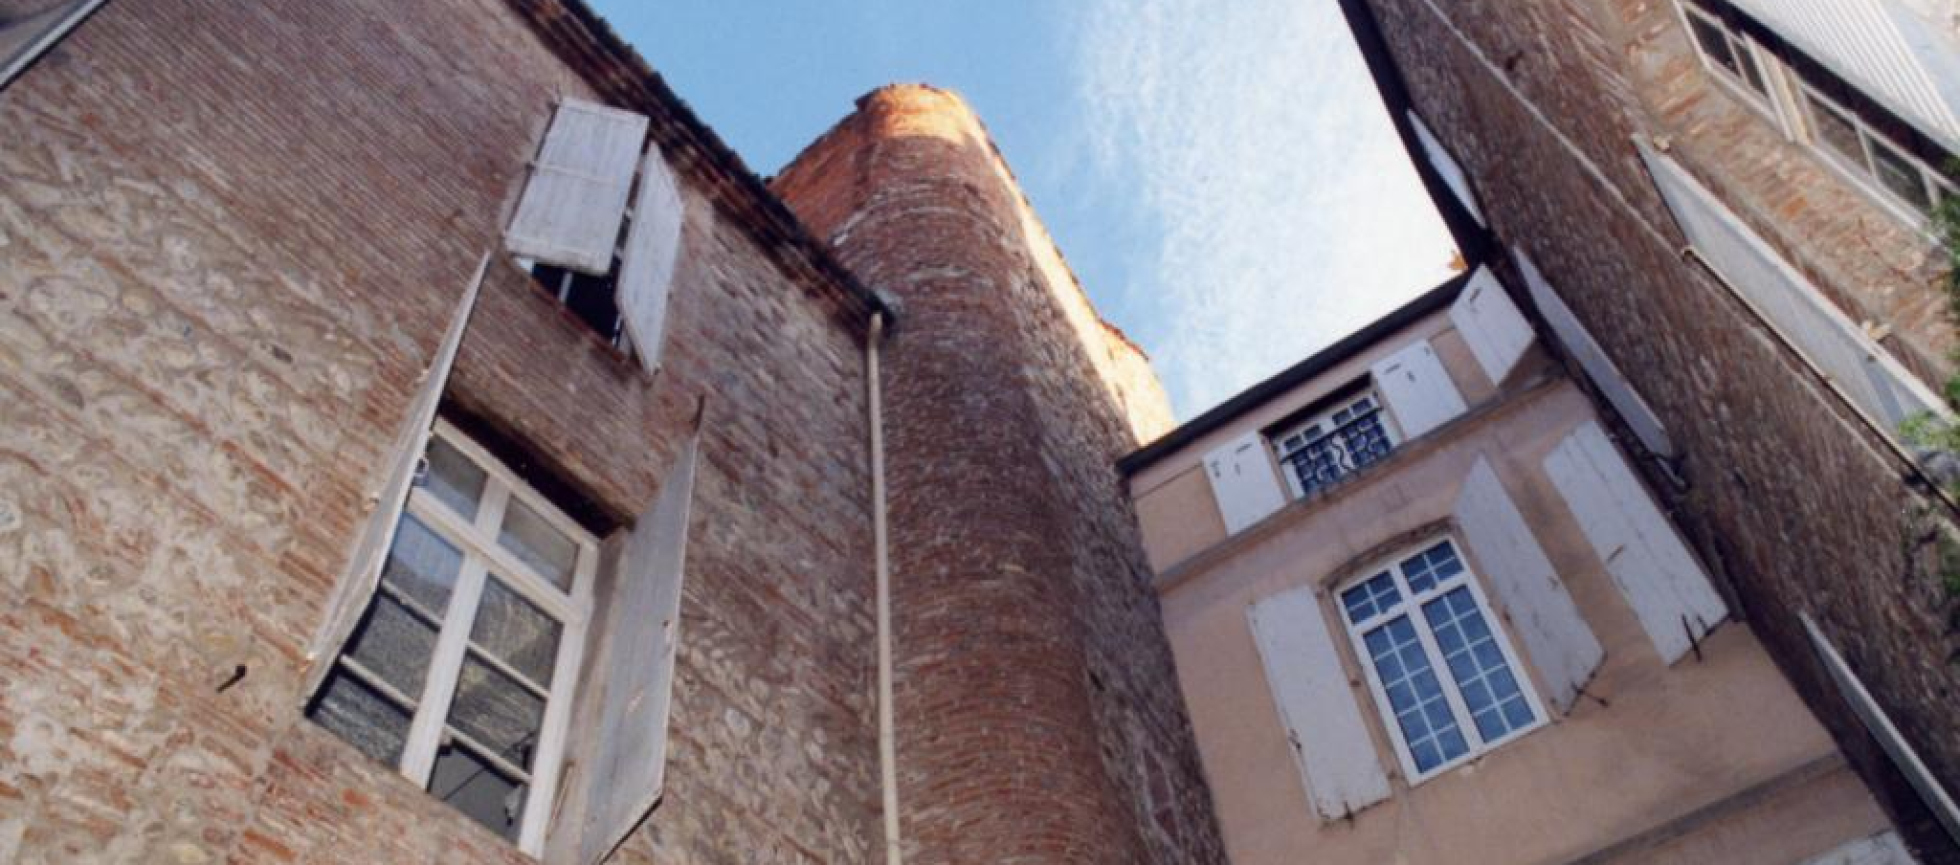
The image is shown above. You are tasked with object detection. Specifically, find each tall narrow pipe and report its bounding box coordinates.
[867,312,902,865]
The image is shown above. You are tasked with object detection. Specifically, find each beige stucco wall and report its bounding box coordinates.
[1150,378,1890,865]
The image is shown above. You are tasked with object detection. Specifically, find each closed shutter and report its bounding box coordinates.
[1513,250,1676,457]
[1372,338,1469,440]
[300,254,487,698]
[550,417,703,865]
[1408,111,1486,225]
[1204,430,1287,535]
[1448,266,1535,386]
[1543,421,1726,664]
[616,148,685,373]
[1248,586,1392,820]
[1454,457,1602,713]
[506,99,650,276]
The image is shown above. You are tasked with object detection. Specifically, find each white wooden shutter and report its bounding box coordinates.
[615,148,685,373]
[1247,587,1391,820]
[1513,250,1677,457]
[1543,421,1727,665]
[1408,110,1486,225]
[1798,831,1917,865]
[300,254,487,698]
[1204,430,1287,535]
[506,99,650,275]
[1454,457,1602,713]
[1372,338,1468,440]
[551,419,702,865]
[0,0,107,88]
[1449,266,1534,386]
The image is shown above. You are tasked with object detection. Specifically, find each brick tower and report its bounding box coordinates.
[773,85,1229,864]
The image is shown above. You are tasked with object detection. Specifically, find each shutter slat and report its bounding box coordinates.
[1448,266,1534,386]
[616,148,685,373]
[1513,251,1676,457]
[1454,457,1602,712]
[1372,338,1468,440]
[1248,586,1392,821]
[300,254,487,699]
[507,100,649,275]
[1204,431,1287,535]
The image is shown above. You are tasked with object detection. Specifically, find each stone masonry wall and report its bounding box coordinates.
[0,0,884,862]
[772,85,1230,865]
[1353,0,1960,858]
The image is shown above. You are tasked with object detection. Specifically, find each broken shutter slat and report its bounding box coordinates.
[300,254,487,700]
[1448,266,1534,386]
[1544,421,1726,664]
[1372,338,1468,440]
[1248,586,1392,821]
[615,147,685,373]
[1204,430,1287,535]
[1454,457,1602,713]
[506,99,650,276]
[1513,250,1676,457]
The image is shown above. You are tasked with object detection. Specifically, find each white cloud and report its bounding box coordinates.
[1073,0,1458,418]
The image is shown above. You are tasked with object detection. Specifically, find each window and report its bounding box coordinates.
[1799,83,1956,219]
[1679,1,1775,110]
[1272,389,1397,500]
[527,260,628,348]
[0,0,105,88]
[307,421,594,852]
[1338,539,1544,781]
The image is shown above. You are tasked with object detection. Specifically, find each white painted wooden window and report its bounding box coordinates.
[1248,586,1392,820]
[1448,266,1535,386]
[1797,81,1958,223]
[1271,389,1398,501]
[1544,421,1728,664]
[307,422,596,855]
[1408,111,1486,226]
[1204,430,1287,535]
[1677,1,1783,120]
[1371,338,1469,440]
[1338,538,1547,783]
[0,0,105,89]
[1512,250,1677,457]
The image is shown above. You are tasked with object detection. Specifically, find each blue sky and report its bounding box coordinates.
[590,0,1456,419]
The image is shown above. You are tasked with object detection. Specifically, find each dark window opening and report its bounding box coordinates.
[528,262,625,348]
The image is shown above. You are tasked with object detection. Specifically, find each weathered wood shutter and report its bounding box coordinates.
[1372,338,1468,440]
[1204,430,1287,535]
[1543,421,1726,664]
[300,254,487,698]
[615,147,685,373]
[506,99,650,276]
[1247,586,1391,820]
[1448,266,1534,386]
[1513,250,1676,457]
[1407,110,1485,225]
[550,419,703,865]
[1454,457,1602,713]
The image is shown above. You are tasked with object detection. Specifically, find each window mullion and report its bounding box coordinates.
[401,553,491,785]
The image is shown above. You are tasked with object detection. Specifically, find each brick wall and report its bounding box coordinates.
[0,0,886,861]
[1349,0,1960,858]
[772,85,1230,865]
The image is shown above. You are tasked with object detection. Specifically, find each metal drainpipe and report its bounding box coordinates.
[867,312,903,865]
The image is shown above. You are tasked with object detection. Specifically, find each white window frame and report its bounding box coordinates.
[1795,81,1958,227]
[1676,0,1784,124]
[1336,537,1548,785]
[316,420,596,855]
[1270,387,1402,500]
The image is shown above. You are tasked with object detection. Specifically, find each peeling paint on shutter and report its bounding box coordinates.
[1513,250,1676,457]
[1248,586,1391,821]
[506,99,649,276]
[1544,421,1726,664]
[1204,430,1287,535]
[300,254,487,700]
[1448,266,1534,386]
[1372,338,1468,440]
[616,147,685,373]
[1408,110,1486,225]
[1454,457,1602,713]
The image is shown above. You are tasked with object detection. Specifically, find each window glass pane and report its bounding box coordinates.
[470,576,564,689]
[309,668,413,765]
[1341,572,1401,624]
[1869,139,1933,212]
[1424,587,1535,743]
[447,656,549,772]
[344,593,440,698]
[428,742,528,841]
[1364,617,1469,773]
[1687,15,1740,75]
[381,514,464,615]
[1400,542,1465,594]
[423,437,486,521]
[1806,93,1867,168]
[1737,45,1768,95]
[498,497,578,590]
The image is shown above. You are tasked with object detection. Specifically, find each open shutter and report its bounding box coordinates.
[1248,586,1391,820]
[1408,111,1485,225]
[551,417,703,865]
[506,99,650,276]
[301,254,487,698]
[1204,430,1287,535]
[1454,457,1602,713]
[1514,250,1676,457]
[1449,266,1534,386]
[615,147,685,373]
[1372,338,1468,440]
[1544,421,1726,664]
